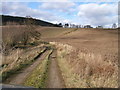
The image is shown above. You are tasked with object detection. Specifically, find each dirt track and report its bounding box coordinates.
[4,50,50,85]
[46,49,65,88]
[3,48,65,88]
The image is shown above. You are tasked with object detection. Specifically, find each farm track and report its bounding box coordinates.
[4,49,50,85]
[2,46,66,88]
[63,28,78,35]
[46,49,65,88]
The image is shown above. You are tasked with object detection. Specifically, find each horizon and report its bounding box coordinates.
[1,0,119,28]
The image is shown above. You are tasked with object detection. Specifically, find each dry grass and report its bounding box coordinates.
[2,26,24,50]
[36,27,76,38]
[1,45,47,82]
[2,25,41,54]
[2,46,45,71]
[50,42,118,88]
[1,25,44,81]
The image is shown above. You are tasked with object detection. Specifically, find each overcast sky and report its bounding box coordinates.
[1,0,119,28]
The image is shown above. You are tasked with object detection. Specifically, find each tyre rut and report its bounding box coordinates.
[46,49,65,88]
[4,49,50,85]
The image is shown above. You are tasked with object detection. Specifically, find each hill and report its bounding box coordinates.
[1,15,61,27]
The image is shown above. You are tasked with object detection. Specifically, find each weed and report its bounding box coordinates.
[24,49,53,88]
[51,42,118,88]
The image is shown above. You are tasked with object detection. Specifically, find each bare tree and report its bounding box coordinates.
[23,16,41,45]
[58,23,62,27]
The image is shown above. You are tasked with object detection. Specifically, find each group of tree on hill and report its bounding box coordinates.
[58,23,118,29]
[1,15,61,27]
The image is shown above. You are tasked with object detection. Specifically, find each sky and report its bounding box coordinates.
[1,0,119,28]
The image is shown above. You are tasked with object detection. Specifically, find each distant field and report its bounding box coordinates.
[36,27,76,38]
[42,28,118,54]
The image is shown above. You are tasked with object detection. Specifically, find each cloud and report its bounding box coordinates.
[2,2,61,22]
[2,2,29,15]
[119,2,120,15]
[77,3,118,27]
[1,0,119,2]
[1,2,118,27]
[39,2,76,13]
[1,2,74,24]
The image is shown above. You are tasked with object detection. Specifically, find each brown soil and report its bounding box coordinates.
[42,29,118,57]
[4,50,50,85]
[46,49,65,88]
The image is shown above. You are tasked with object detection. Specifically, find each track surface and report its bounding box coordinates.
[3,49,65,88]
[4,50,50,85]
[46,49,65,88]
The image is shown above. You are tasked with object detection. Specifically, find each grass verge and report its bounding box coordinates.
[23,49,53,88]
[51,42,118,88]
[1,48,47,82]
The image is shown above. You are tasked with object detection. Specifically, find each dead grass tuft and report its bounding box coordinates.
[50,42,118,88]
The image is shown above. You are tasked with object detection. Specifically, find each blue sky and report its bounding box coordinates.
[1,1,118,28]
